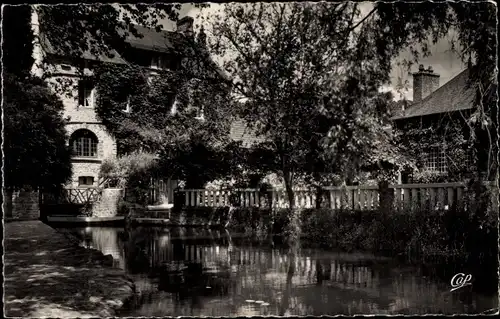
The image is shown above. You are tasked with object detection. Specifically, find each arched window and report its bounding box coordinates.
[70,129,98,157]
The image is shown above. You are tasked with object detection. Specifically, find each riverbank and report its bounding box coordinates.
[4,220,136,317]
[202,206,497,271]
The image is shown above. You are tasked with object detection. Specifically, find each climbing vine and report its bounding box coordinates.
[93,53,237,186]
[397,112,481,183]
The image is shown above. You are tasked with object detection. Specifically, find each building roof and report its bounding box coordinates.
[39,23,230,82]
[229,119,266,148]
[39,32,127,64]
[392,69,476,120]
[40,25,187,61]
[121,25,186,54]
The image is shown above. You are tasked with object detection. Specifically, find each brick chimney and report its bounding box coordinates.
[412,64,440,103]
[176,16,194,37]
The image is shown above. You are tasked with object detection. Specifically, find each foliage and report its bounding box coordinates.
[3,73,72,191]
[38,4,207,62]
[99,151,158,204]
[2,5,72,192]
[225,207,273,235]
[203,2,459,207]
[2,5,34,77]
[93,60,236,187]
[398,114,475,183]
[170,206,230,226]
[295,207,497,265]
[387,2,498,183]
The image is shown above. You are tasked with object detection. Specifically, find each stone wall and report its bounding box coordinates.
[46,68,117,189]
[3,189,40,220]
[92,188,124,217]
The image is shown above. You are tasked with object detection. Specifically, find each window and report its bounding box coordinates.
[170,97,179,115]
[151,54,170,69]
[78,80,95,107]
[78,176,94,187]
[123,96,132,113]
[194,105,204,120]
[151,55,160,69]
[148,71,159,85]
[70,129,98,158]
[424,146,447,174]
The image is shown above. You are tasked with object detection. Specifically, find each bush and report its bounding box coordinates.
[117,199,145,219]
[226,207,273,235]
[273,207,497,265]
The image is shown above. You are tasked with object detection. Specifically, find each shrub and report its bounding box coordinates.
[271,208,293,235]
[117,199,146,219]
[278,206,497,265]
[227,207,273,235]
[99,151,159,205]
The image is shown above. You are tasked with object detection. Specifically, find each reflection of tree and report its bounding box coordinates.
[124,228,152,274]
[279,245,298,316]
[316,260,323,285]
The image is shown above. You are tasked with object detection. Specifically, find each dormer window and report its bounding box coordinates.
[151,55,161,69]
[151,54,169,69]
[78,80,95,108]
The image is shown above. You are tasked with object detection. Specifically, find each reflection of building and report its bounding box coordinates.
[82,227,125,269]
[74,226,492,316]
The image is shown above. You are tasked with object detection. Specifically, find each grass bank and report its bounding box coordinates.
[4,221,136,317]
[173,205,497,266]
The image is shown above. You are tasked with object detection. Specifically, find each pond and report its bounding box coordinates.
[55,226,498,316]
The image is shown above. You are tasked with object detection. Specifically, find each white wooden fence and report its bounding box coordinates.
[179,188,265,207]
[177,182,498,211]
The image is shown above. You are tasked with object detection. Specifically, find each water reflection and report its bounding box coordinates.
[58,226,498,316]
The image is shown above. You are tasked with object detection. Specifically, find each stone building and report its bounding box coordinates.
[31,7,199,190]
[392,65,478,182]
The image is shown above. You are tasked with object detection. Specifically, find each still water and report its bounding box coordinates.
[56,226,498,316]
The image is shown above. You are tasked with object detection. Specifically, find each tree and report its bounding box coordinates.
[2,5,34,77]
[3,73,72,191]
[2,5,72,192]
[203,3,444,211]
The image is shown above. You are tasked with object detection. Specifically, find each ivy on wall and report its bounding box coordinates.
[397,112,483,183]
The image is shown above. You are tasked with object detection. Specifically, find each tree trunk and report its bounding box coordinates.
[283,169,301,245]
[313,172,323,209]
[316,259,323,285]
[283,170,295,209]
[315,185,323,209]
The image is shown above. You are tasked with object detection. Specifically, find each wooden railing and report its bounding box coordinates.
[178,182,499,211]
[41,187,102,205]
